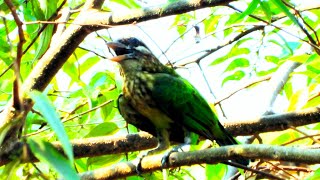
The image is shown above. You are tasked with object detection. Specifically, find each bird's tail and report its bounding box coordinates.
[214,122,249,166]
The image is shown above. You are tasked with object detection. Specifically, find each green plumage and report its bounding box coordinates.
[109,37,248,166]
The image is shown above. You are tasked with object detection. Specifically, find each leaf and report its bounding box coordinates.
[110,0,141,8]
[287,89,308,111]
[79,56,100,74]
[33,25,54,61]
[269,0,300,27]
[31,0,57,61]
[85,122,118,138]
[206,164,226,179]
[30,91,74,164]
[210,47,250,66]
[290,54,310,63]
[28,138,79,180]
[265,55,280,64]
[307,168,320,180]
[62,58,80,85]
[283,81,293,99]
[260,1,272,22]
[204,15,221,34]
[87,154,122,168]
[224,58,250,72]
[233,0,260,23]
[0,158,20,179]
[98,95,115,121]
[270,131,300,145]
[222,70,245,86]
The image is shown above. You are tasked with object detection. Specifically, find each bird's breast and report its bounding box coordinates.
[123,73,173,129]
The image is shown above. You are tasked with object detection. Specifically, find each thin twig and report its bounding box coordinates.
[4,0,25,111]
[214,75,272,105]
[24,100,113,137]
[290,126,320,144]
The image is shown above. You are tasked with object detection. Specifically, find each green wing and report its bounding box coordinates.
[149,73,223,140]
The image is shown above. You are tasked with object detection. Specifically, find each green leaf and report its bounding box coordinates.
[33,25,54,61]
[30,0,45,20]
[260,1,272,22]
[265,55,280,64]
[0,158,20,180]
[269,0,299,26]
[224,58,250,72]
[290,54,310,63]
[98,95,115,121]
[283,81,293,99]
[30,91,74,164]
[287,89,308,111]
[110,0,141,9]
[270,131,300,145]
[206,164,226,179]
[85,122,118,137]
[256,67,278,76]
[62,58,80,85]
[234,0,259,23]
[222,70,245,86]
[177,25,187,37]
[80,56,100,74]
[28,138,79,180]
[210,47,250,66]
[87,154,122,168]
[307,168,320,180]
[31,0,57,61]
[204,15,221,34]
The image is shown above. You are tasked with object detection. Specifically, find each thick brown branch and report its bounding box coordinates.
[79,144,320,179]
[224,107,320,136]
[0,132,157,166]
[0,107,319,166]
[89,0,236,27]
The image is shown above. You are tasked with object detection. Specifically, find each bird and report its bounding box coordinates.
[107,37,249,167]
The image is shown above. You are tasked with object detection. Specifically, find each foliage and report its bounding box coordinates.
[0,0,320,179]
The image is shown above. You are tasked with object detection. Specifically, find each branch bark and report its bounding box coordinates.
[0,132,157,166]
[1,106,319,166]
[224,106,320,136]
[79,144,320,180]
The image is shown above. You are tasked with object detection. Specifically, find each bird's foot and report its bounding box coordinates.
[135,153,147,176]
[161,146,182,168]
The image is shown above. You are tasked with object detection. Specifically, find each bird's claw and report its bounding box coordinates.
[161,147,179,168]
[136,154,146,176]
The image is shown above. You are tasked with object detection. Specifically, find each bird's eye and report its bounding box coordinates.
[135,46,151,55]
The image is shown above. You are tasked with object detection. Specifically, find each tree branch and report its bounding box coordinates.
[0,106,319,166]
[263,61,301,114]
[0,132,157,166]
[224,107,320,136]
[79,144,320,179]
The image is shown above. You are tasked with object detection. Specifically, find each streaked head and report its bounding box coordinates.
[107,37,153,62]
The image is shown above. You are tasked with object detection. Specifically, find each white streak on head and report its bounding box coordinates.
[135,45,152,55]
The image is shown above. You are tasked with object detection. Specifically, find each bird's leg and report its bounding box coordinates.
[136,129,170,174]
[161,131,192,168]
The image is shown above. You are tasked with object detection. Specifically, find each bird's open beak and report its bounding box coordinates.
[107,42,128,62]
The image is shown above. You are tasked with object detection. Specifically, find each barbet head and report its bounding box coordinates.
[107,37,166,73]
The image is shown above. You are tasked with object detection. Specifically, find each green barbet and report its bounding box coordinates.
[108,37,248,166]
